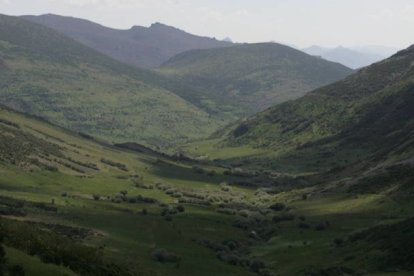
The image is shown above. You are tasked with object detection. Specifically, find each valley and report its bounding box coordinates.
[1,105,413,276]
[0,7,413,276]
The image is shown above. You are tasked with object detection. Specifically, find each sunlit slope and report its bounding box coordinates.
[190,45,414,173]
[1,103,413,275]
[0,14,222,148]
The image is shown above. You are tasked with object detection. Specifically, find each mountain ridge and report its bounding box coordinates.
[0,14,223,148]
[158,42,353,116]
[22,13,232,68]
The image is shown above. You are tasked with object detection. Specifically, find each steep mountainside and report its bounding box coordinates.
[22,14,232,69]
[198,44,414,173]
[302,45,387,69]
[158,43,353,116]
[0,14,223,148]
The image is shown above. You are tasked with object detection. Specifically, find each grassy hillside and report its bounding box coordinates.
[22,14,232,69]
[0,14,224,148]
[183,45,414,174]
[1,105,413,275]
[158,43,353,116]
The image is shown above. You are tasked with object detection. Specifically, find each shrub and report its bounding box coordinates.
[171,192,183,198]
[100,158,128,171]
[175,205,185,213]
[192,166,205,174]
[233,123,249,138]
[272,213,295,223]
[269,203,286,211]
[298,222,310,229]
[9,265,25,276]
[217,208,237,215]
[217,252,241,265]
[151,248,180,263]
[250,259,266,272]
[92,194,100,201]
[220,183,231,192]
[134,181,153,189]
[165,189,176,195]
[0,245,5,265]
[315,222,327,231]
[333,238,344,247]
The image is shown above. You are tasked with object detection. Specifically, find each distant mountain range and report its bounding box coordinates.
[302,45,399,69]
[22,14,232,69]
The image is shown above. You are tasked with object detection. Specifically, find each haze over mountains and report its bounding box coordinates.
[302,45,399,69]
[22,14,232,69]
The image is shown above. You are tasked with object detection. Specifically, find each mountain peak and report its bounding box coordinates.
[150,22,167,28]
[149,22,178,31]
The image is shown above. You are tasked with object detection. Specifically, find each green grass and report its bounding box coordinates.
[183,45,414,177]
[4,246,76,276]
[0,14,227,149]
[158,43,352,117]
[1,51,414,275]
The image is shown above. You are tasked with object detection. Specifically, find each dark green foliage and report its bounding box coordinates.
[0,196,57,216]
[0,218,130,275]
[315,223,327,231]
[8,265,25,276]
[350,164,414,193]
[333,238,344,247]
[233,124,249,138]
[151,248,180,263]
[298,222,310,229]
[348,217,414,271]
[0,118,19,129]
[0,245,5,265]
[101,159,128,172]
[0,122,63,169]
[175,205,185,213]
[303,266,356,276]
[272,213,295,223]
[269,203,286,211]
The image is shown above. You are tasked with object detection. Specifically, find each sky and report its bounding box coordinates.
[0,0,413,49]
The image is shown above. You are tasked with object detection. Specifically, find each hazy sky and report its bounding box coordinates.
[1,0,413,49]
